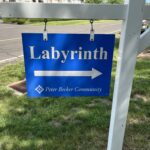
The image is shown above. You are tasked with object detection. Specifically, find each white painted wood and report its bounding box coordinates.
[0,3,150,20]
[139,27,150,53]
[0,3,127,19]
[107,0,145,150]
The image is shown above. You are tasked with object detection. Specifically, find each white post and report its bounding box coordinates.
[107,0,145,150]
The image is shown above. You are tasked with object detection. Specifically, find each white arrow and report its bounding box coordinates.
[34,68,102,79]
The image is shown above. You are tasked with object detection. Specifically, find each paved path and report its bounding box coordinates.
[0,22,121,64]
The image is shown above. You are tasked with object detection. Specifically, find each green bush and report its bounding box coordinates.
[3,18,16,23]
[2,18,71,24]
[16,19,27,24]
[2,18,27,24]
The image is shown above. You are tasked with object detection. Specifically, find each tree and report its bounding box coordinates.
[107,0,123,4]
[85,0,103,4]
[85,0,123,4]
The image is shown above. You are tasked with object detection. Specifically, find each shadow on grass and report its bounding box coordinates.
[0,94,111,150]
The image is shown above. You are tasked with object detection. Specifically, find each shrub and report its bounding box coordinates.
[2,18,27,24]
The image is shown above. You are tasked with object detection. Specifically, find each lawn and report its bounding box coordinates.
[30,20,117,26]
[0,38,150,150]
[2,19,117,26]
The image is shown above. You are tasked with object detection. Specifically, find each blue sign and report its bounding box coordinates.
[22,33,115,97]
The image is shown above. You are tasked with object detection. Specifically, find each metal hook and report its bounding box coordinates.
[44,19,47,32]
[90,19,95,41]
[43,18,48,41]
[90,19,94,31]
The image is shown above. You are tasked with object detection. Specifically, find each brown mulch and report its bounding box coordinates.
[9,80,26,94]
[137,49,150,59]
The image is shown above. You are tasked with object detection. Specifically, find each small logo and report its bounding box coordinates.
[35,85,44,94]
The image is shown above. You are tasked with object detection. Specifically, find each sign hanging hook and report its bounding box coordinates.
[43,18,48,41]
[90,19,95,41]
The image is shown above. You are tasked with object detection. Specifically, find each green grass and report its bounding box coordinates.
[0,38,150,150]
[2,18,118,26]
[30,20,118,26]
